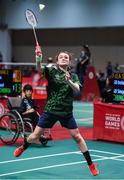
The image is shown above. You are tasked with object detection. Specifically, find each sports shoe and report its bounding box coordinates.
[14,145,25,157]
[88,163,99,176]
[39,135,52,142]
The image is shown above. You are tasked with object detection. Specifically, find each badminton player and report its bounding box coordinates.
[14,46,99,176]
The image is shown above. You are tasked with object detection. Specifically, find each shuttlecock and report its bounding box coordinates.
[39,4,45,11]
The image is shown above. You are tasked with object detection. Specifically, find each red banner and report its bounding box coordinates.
[93,101,124,143]
[81,65,101,101]
[0,99,9,115]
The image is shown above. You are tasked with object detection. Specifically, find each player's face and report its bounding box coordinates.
[57,52,70,67]
[25,90,32,98]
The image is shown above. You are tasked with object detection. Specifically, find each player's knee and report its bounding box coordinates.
[72,133,82,144]
[31,133,39,140]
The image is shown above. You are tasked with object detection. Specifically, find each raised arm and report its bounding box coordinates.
[35,44,43,72]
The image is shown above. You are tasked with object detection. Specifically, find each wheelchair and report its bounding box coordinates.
[0,96,52,145]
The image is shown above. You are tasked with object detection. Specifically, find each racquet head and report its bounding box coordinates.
[25,9,38,28]
[25,9,39,45]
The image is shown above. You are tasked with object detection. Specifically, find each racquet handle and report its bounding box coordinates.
[36,42,39,46]
[35,44,42,56]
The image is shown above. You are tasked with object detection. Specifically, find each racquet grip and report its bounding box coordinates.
[36,55,42,62]
[36,42,39,46]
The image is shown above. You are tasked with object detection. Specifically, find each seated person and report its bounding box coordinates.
[20,84,51,142]
[20,84,39,128]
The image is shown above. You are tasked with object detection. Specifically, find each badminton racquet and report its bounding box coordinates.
[25,9,39,46]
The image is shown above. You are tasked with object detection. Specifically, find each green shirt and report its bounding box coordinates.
[42,65,80,117]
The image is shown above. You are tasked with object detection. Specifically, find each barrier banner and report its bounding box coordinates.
[81,65,101,101]
[93,101,124,143]
[0,99,8,116]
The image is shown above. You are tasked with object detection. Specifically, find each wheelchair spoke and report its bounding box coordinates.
[0,113,19,145]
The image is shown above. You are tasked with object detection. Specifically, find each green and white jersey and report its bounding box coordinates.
[42,65,81,117]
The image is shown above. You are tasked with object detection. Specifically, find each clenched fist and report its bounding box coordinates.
[35,44,42,57]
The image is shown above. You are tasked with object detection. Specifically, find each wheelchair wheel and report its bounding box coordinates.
[21,120,34,138]
[0,113,20,145]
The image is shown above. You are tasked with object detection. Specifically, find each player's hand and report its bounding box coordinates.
[35,44,42,57]
[65,71,71,81]
[28,108,35,113]
[22,108,35,115]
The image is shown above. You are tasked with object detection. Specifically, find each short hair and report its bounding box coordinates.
[83,45,90,53]
[23,84,33,92]
[47,57,53,63]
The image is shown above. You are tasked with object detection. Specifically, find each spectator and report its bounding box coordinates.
[75,45,91,86]
[46,57,54,67]
[102,77,113,103]
[0,51,4,69]
[114,63,120,73]
[106,61,114,78]
[96,70,106,98]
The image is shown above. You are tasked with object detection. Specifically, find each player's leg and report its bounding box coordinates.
[69,128,99,176]
[14,112,57,157]
[14,112,47,157]
[14,126,44,157]
[60,116,99,176]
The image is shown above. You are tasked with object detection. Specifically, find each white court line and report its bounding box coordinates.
[0,157,107,177]
[76,118,92,122]
[90,149,124,162]
[0,149,124,177]
[74,102,93,104]
[74,109,93,113]
[109,155,124,162]
[90,149,124,156]
[75,150,124,161]
[0,151,80,165]
[111,154,124,159]
[74,104,93,107]
[1,149,123,165]
[74,152,106,158]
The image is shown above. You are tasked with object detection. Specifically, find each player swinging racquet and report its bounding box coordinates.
[13,10,99,177]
